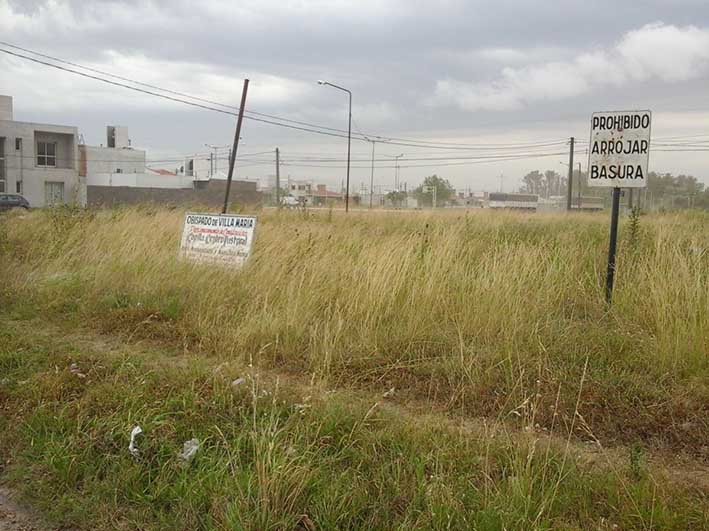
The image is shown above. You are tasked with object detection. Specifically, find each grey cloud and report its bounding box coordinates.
[1,0,708,187]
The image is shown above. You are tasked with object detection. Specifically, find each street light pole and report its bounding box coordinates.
[577,162,582,209]
[318,80,352,212]
[393,154,403,207]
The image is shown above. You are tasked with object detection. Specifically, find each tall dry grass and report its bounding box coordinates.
[1,206,707,450]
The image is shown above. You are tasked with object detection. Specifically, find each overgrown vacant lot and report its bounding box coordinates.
[0,206,707,529]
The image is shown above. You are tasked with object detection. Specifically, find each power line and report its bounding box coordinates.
[0,47,369,141]
[0,40,357,137]
[3,41,707,167]
[0,41,574,151]
[279,150,581,169]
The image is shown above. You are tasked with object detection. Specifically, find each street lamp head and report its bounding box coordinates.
[317,80,326,85]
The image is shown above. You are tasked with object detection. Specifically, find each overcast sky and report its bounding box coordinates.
[1,0,708,192]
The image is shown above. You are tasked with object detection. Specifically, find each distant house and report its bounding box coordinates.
[0,95,85,207]
[147,168,177,177]
[80,126,148,187]
[287,179,313,202]
[311,184,343,206]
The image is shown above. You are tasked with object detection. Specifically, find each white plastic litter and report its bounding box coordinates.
[178,438,200,465]
[231,377,246,387]
[128,425,143,459]
[69,363,86,378]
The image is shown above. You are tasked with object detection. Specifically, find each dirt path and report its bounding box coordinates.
[1,313,707,531]
[4,315,708,493]
[0,488,48,531]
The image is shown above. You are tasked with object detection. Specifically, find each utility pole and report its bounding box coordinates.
[394,154,403,191]
[577,162,582,209]
[566,137,575,211]
[363,136,379,209]
[205,144,229,177]
[368,139,375,209]
[222,78,249,215]
[275,147,281,208]
[499,172,504,193]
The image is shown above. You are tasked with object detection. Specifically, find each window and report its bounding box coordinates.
[15,138,22,150]
[37,141,57,167]
[16,181,22,194]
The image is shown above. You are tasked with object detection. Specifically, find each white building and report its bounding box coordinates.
[80,126,146,176]
[181,154,212,182]
[83,127,198,190]
[287,179,313,201]
[0,95,85,207]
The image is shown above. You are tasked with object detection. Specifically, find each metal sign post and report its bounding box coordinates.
[605,187,622,303]
[587,110,651,305]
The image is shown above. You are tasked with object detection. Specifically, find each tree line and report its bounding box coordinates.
[379,171,708,209]
[520,169,709,209]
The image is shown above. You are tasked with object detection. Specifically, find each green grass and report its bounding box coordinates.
[0,318,706,530]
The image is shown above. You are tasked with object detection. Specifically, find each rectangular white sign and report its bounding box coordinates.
[588,110,651,188]
[180,213,257,268]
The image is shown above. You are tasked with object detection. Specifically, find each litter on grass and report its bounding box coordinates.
[128,425,143,459]
[178,438,200,465]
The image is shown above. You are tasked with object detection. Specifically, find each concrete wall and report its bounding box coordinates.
[0,119,83,207]
[87,179,262,207]
[359,193,386,207]
[86,172,194,190]
[87,172,195,188]
[0,95,12,121]
[80,145,146,175]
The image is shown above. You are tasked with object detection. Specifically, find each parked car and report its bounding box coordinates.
[0,194,30,212]
[280,195,303,209]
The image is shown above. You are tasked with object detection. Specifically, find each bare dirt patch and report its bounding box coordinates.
[0,488,48,531]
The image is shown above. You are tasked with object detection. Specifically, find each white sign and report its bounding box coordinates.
[180,213,257,268]
[588,110,651,188]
